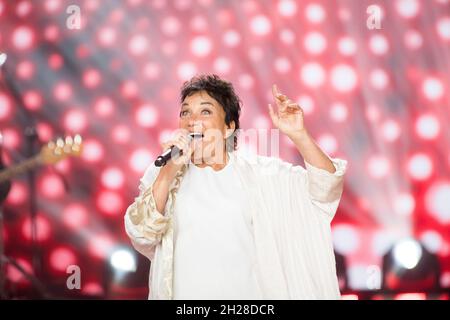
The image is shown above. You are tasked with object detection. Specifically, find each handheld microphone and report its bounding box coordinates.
[154,132,203,167]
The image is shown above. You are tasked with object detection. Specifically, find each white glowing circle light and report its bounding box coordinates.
[297,95,315,114]
[274,57,291,73]
[381,119,401,142]
[394,193,415,216]
[130,149,153,173]
[304,32,327,55]
[101,167,125,190]
[420,230,443,254]
[300,63,326,88]
[128,34,148,56]
[330,102,348,122]
[12,26,34,50]
[223,30,241,47]
[404,30,423,49]
[425,182,450,224]
[368,155,390,179]
[370,69,389,90]
[213,57,231,74]
[396,0,420,19]
[110,249,137,272]
[318,134,338,155]
[393,238,422,269]
[369,34,389,55]
[279,29,295,45]
[338,37,357,56]
[64,109,88,133]
[177,62,197,81]
[191,36,212,57]
[436,17,450,41]
[161,16,181,36]
[415,114,440,140]
[97,27,116,47]
[250,15,272,36]
[407,153,433,181]
[422,77,444,101]
[330,64,358,93]
[305,3,325,24]
[135,104,158,128]
[0,52,7,66]
[332,224,360,255]
[81,139,104,163]
[278,0,297,17]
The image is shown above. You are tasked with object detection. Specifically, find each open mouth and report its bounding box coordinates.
[189,132,204,139]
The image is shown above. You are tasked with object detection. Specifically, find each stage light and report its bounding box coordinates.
[12,25,35,50]
[337,36,357,56]
[214,57,232,74]
[177,61,197,81]
[393,238,422,269]
[396,0,420,19]
[329,102,348,122]
[305,3,325,24]
[0,52,6,66]
[129,148,153,173]
[22,214,52,242]
[425,181,450,224]
[300,62,325,88]
[16,60,35,79]
[382,238,441,292]
[330,64,358,93]
[332,224,360,255]
[81,139,104,163]
[304,31,327,55]
[369,34,389,56]
[250,15,272,36]
[96,190,124,216]
[407,153,433,181]
[128,34,148,56]
[109,248,137,273]
[274,57,291,74]
[101,167,125,190]
[279,28,295,45]
[278,0,297,18]
[0,92,13,121]
[135,104,158,128]
[191,36,213,57]
[62,203,89,229]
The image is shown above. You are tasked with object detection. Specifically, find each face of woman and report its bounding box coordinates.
[179,90,234,163]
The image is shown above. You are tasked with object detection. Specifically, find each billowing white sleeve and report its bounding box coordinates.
[124,163,169,260]
[304,157,347,221]
[259,154,347,222]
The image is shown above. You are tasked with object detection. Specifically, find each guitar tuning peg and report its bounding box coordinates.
[74,134,82,145]
[56,138,65,148]
[65,136,74,145]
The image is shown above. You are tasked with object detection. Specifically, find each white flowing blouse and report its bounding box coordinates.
[172,154,262,299]
[124,151,347,299]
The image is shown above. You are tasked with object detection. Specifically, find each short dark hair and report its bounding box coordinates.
[180,74,241,151]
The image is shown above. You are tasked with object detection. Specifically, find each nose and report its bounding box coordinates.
[188,118,203,131]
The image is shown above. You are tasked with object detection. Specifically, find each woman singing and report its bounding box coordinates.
[124,74,347,300]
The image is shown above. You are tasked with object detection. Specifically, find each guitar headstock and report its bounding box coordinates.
[40,134,83,165]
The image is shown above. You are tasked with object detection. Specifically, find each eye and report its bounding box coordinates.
[201,109,211,115]
[180,110,189,117]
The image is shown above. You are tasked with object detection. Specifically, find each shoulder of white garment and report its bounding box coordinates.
[234,151,347,177]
